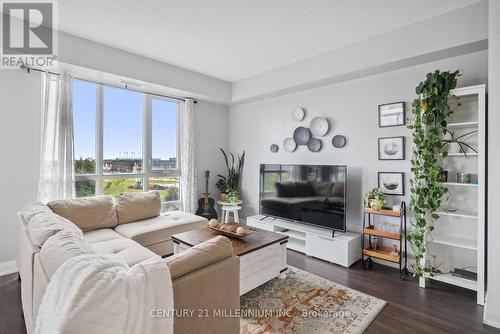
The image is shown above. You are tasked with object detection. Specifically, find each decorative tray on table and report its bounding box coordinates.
[208,222,254,238]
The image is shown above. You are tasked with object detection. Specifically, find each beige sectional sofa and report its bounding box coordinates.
[17,192,240,334]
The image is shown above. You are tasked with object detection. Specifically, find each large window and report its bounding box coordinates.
[73,79,181,210]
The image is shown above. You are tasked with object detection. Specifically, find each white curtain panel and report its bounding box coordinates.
[38,72,75,202]
[180,98,197,213]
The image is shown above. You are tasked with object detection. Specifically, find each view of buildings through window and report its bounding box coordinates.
[73,79,181,209]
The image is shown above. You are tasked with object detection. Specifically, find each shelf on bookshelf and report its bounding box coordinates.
[363,225,400,240]
[447,121,479,129]
[429,273,477,291]
[430,235,477,250]
[363,246,401,263]
[363,207,401,217]
[446,152,478,157]
[442,182,478,187]
[438,210,478,219]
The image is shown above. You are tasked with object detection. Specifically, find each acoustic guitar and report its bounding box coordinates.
[195,170,218,220]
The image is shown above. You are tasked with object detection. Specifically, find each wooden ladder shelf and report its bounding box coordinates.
[362,202,408,279]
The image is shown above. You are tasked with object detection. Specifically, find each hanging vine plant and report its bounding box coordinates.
[407,70,477,277]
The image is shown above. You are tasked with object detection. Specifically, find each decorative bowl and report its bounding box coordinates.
[208,222,254,238]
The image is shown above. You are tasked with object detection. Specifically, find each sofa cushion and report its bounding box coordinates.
[20,202,54,223]
[83,228,124,243]
[40,230,95,279]
[115,191,161,224]
[47,196,118,232]
[21,203,83,247]
[113,211,207,246]
[89,238,158,267]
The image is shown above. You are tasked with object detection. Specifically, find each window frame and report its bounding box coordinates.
[73,79,182,210]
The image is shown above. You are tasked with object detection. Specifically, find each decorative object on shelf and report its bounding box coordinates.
[309,117,329,137]
[270,144,279,153]
[378,136,405,160]
[457,173,472,184]
[389,244,399,257]
[364,188,385,210]
[442,129,478,156]
[362,202,408,279]
[291,107,305,122]
[378,172,404,196]
[306,137,322,152]
[219,148,245,203]
[332,135,346,148]
[407,70,460,278]
[283,137,297,152]
[293,126,311,145]
[378,102,405,127]
[440,171,448,182]
[215,175,228,201]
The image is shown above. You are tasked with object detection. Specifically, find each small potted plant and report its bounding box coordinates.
[364,188,385,210]
[216,175,229,201]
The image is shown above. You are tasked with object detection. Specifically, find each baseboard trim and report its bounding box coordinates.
[0,260,18,276]
[484,310,500,329]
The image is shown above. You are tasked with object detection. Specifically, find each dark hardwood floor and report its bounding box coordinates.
[1,250,498,334]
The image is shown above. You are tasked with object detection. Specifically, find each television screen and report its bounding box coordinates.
[259,164,346,232]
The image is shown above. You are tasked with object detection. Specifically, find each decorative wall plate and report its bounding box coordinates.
[283,137,297,152]
[307,138,322,152]
[291,107,305,122]
[310,117,329,137]
[332,135,346,148]
[270,144,279,153]
[293,127,311,145]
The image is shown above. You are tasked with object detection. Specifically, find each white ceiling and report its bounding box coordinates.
[59,0,480,82]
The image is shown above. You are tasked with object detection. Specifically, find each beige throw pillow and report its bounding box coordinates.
[48,196,118,232]
[115,191,161,224]
[40,229,95,278]
[21,205,83,247]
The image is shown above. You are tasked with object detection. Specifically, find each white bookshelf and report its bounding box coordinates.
[419,84,486,306]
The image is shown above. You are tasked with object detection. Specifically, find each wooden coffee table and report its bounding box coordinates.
[172,227,288,295]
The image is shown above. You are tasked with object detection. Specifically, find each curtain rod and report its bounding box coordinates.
[19,65,197,104]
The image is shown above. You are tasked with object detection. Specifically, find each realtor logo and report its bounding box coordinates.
[1,1,57,69]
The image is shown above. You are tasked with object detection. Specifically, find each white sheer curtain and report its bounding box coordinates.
[180,99,197,213]
[38,72,75,202]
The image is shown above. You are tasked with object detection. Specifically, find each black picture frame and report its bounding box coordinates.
[378,136,405,160]
[378,172,405,196]
[378,102,405,128]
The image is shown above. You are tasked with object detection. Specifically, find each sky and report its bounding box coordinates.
[73,79,177,160]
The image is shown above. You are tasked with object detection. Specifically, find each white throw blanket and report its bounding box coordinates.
[35,255,174,334]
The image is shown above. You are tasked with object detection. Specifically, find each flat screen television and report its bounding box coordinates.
[259,164,346,233]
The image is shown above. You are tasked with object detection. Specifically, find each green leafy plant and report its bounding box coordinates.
[219,148,245,202]
[364,188,385,209]
[215,175,228,193]
[407,70,476,277]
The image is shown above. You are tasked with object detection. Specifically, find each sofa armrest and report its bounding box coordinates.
[170,251,240,334]
[166,235,233,279]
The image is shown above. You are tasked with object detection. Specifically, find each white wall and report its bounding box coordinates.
[0,71,228,265]
[194,101,229,208]
[0,71,42,263]
[228,51,487,236]
[484,0,500,329]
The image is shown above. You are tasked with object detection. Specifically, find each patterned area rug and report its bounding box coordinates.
[240,267,386,334]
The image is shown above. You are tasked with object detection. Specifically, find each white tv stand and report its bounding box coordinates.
[247,215,361,268]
